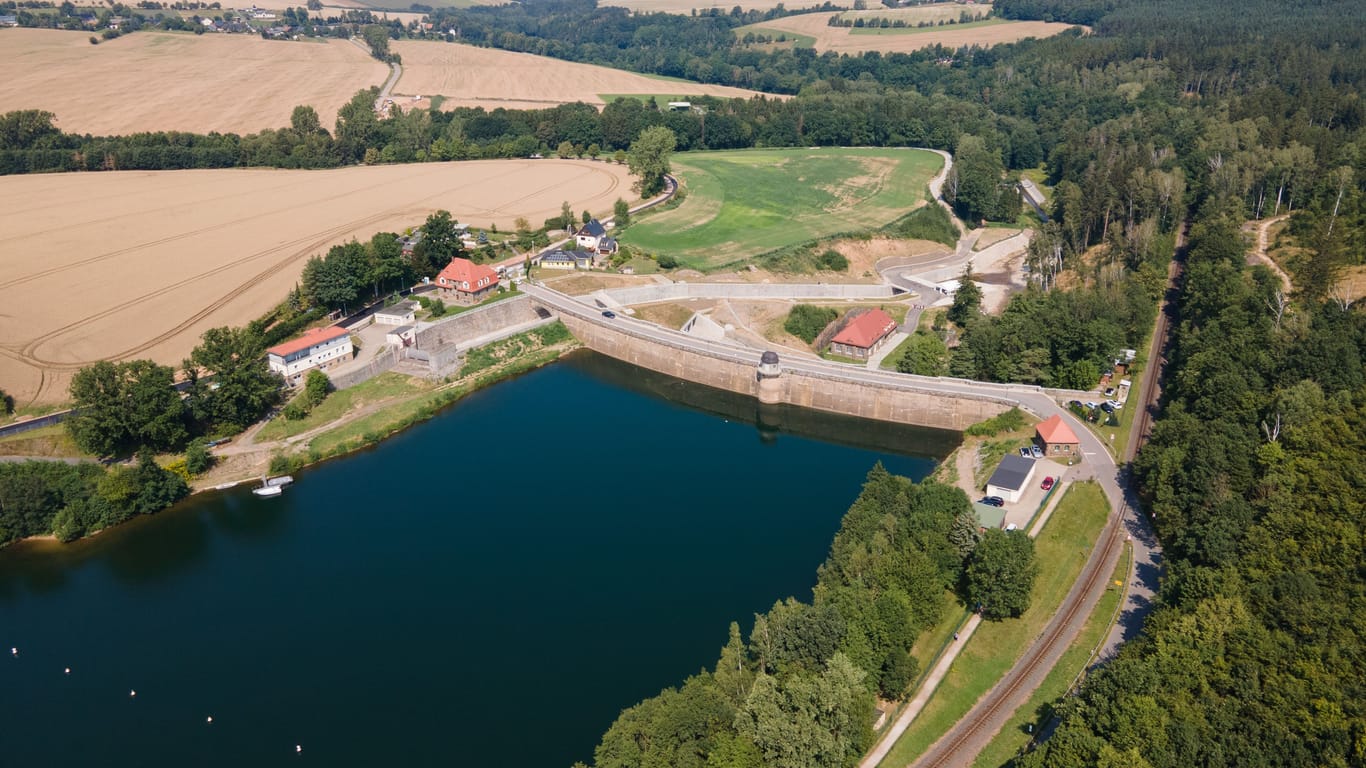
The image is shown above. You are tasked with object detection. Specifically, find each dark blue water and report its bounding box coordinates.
[0,352,955,767]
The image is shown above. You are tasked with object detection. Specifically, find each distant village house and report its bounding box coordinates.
[573,218,618,255]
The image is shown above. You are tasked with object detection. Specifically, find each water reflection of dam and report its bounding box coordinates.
[563,350,961,460]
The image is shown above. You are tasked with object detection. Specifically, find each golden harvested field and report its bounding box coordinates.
[836,3,994,25]
[0,160,635,405]
[740,12,1076,53]
[0,29,388,136]
[392,40,768,110]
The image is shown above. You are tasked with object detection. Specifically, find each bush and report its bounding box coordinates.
[0,387,11,415]
[429,298,447,317]
[817,249,849,271]
[655,254,679,269]
[896,203,958,246]
[963,407,1028,437]
[283,401,308,421]
[303,370,332,409]
[185,437,213,474]
[784,304,839,344]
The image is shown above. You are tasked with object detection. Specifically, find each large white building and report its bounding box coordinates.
[266,325,352,385]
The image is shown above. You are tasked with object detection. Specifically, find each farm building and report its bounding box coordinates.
[374,301,417,326]
[1035,414,1080,456]
[985,454,1037,504]
[828,309,899,360]
[266,325,353,386]
[435,258,499,305]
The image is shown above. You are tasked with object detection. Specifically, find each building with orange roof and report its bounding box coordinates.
[435,258,499,305]
[265,325,352,386]
[828,309,899,361]
[1035,413,1080,456]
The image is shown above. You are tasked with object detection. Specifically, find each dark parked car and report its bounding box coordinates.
[1100,402,1116,414]
[981,496,1006,507]
[601,310,617,319]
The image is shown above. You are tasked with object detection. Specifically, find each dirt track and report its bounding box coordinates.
[0,160,634,406]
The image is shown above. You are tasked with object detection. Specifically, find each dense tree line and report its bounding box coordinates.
[585,466,1035,768]
[1021,216,1366,768]
[0,454,188,545]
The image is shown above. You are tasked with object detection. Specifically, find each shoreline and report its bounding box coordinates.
[3,338,580,552]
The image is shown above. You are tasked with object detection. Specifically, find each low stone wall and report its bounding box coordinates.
[558,313,1010,432]
[594,283,903,307]
[330,347,400,390]
[413,295,550,350]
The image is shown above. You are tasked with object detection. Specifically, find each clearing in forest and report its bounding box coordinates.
[620,147,943,269]
[0,29,388,136]
[736,12,1077,54]
[0,160,634,406]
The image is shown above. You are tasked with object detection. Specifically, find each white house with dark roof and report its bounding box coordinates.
[985,454,1037,504]
[574,219,618,254]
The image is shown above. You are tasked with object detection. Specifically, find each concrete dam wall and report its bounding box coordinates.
[557,313,1011,432]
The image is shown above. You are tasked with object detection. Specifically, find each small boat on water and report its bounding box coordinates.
[264,475,294,488]
[214,481,240,491]
[252,485,283,498]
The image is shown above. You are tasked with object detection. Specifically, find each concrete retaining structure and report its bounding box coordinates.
[414,295,550,350]
[556,313,1011,432]
[593,282,903,307]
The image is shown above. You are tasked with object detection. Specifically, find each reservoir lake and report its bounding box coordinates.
[0,351,956,767]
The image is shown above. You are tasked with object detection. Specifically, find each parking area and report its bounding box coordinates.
[998,460,1070,529]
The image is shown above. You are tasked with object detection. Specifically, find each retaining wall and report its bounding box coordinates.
[594,283,902,307]
[414,295,550,350]
[558,314,1010,432]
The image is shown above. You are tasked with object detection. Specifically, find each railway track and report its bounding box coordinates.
[914,510,1126,768]
[909,225,1187,768]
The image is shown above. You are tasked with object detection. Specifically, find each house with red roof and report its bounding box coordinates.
[435,258,499,305]
[1035,413,1080,456]
[266,325,353,386]
[828,309,900,360]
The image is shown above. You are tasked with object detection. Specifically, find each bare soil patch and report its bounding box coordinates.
[0,159,635,406]
[973,227,1023,251]
[740,12,1076,53]
[392,40,767,109]
[631,302,706,329]
[540,273,660,295]
[0,29,388,135]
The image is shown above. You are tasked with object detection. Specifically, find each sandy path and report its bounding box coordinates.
[0,29,388,135]
[0,160,634,406]
[1244,215,1292,293]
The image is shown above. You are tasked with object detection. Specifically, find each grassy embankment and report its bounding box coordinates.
[267,323,577,471]
[878,481,1112,766]
[620,147,941,270]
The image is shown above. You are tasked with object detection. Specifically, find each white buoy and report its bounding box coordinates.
[130,690,137,698]
[296,745,303,754]
[9,647,15,656]
[64,668,71,674]
[206,716,213,724]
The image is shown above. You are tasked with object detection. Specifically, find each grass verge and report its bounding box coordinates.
[971,541,1131,767]
[878,481,1111,766]
[0,424,89,458]
[254,373,429,443]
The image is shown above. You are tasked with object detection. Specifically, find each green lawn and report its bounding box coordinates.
[254,373,427,443]
[736,26,817,48]
[878,482,1111,766]
[849,18,1010,35]
[621,147,943,269]
[973,542,1131,768]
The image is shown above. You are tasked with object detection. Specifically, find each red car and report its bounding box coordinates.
[1041,476,1056,491]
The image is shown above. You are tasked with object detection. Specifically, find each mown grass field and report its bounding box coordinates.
[621,148,942,269]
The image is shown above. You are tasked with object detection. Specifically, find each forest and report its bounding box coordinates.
[1,0,1363,763]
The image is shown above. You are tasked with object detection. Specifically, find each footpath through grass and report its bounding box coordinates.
[620,147,941,269]
[972,542,1131,767]
[879,482,1111,766]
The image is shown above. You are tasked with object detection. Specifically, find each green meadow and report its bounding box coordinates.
[621,147,942,269]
